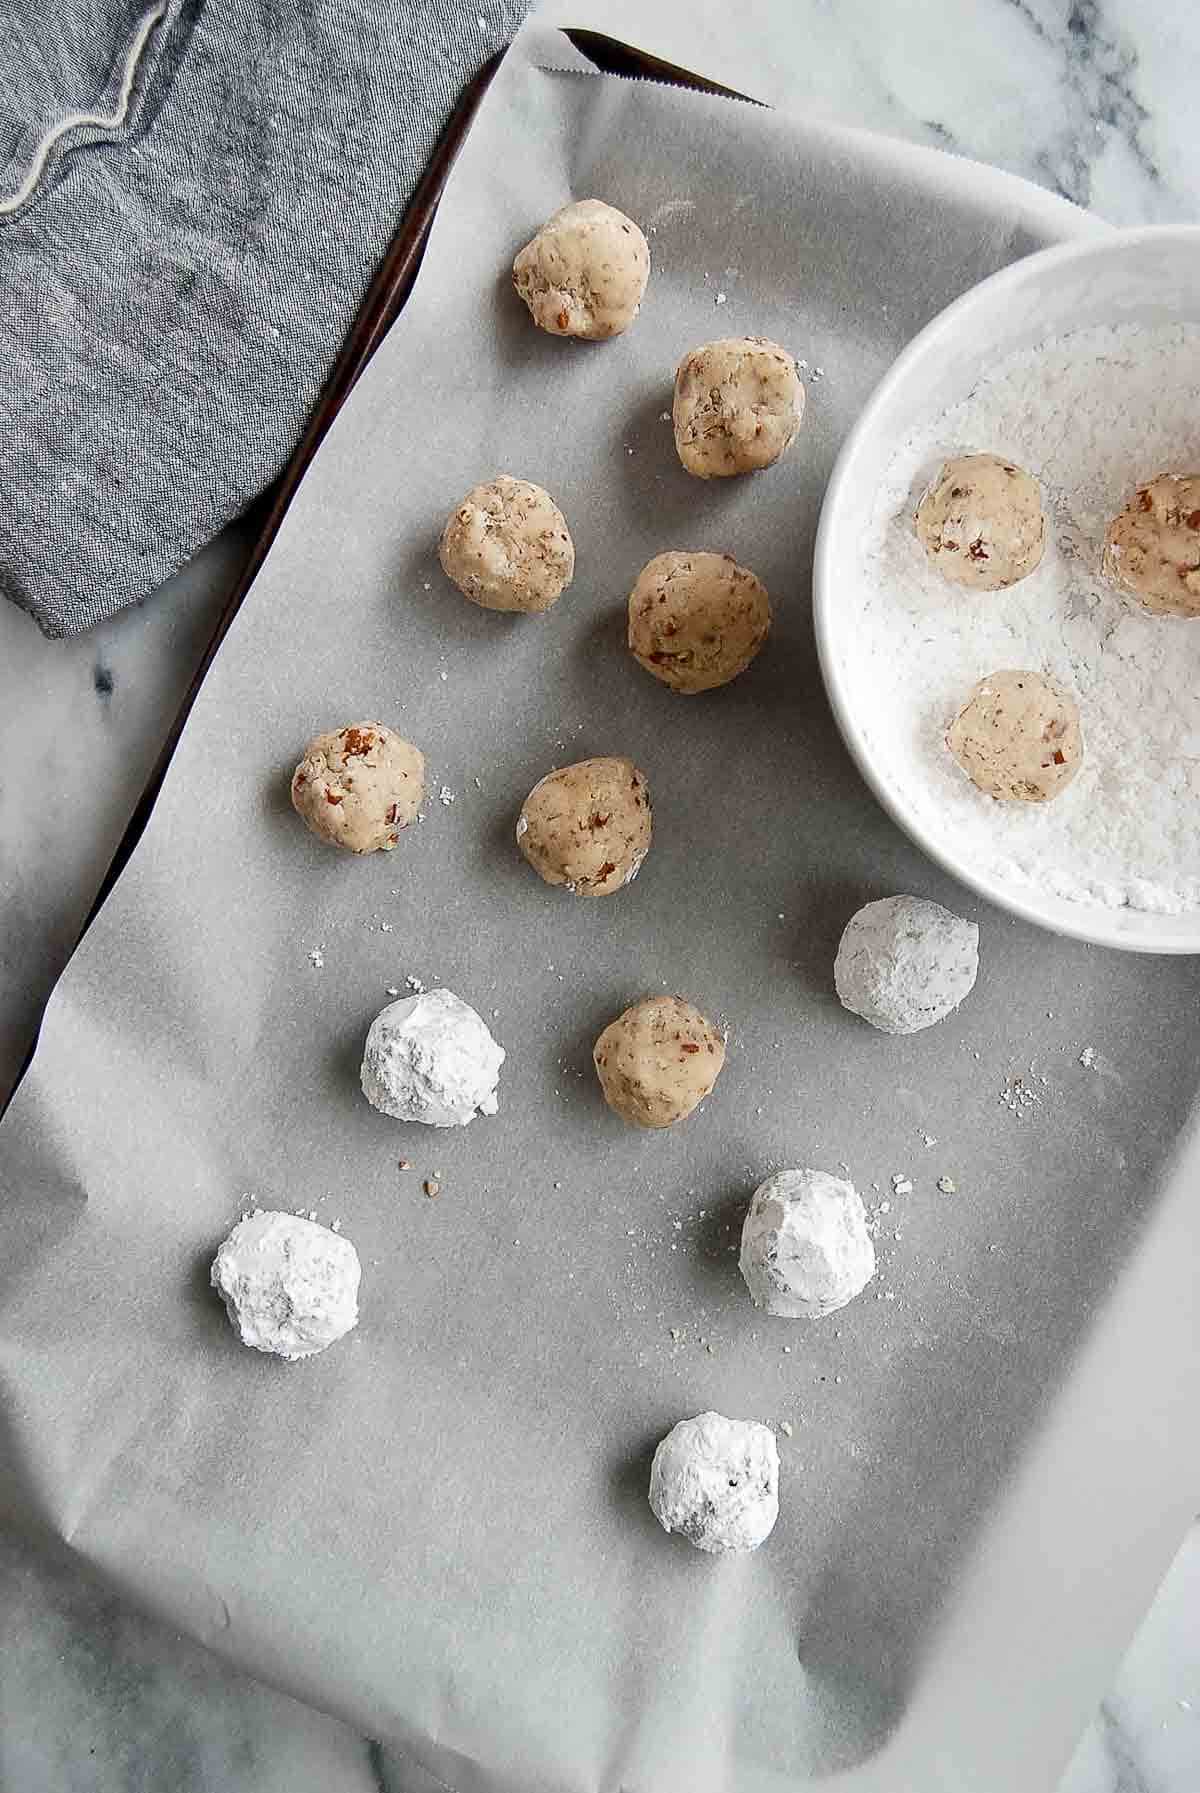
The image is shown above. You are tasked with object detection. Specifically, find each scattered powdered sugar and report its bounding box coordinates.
[852,320,1200,912]
[1000,1073,1042,1117]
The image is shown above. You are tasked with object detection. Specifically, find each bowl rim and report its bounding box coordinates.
[812,222,1200,956]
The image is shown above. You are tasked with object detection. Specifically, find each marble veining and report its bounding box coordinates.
[2,1,1200,1788]
[993,0,1160,205]
[584,0,1196,227]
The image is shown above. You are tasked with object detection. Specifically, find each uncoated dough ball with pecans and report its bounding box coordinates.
[672,336,804,479]
[915,453,1045,591]
[628,550,771,693]
[517,756,651,897]
[946,669,1083,803]
[593,994,725,1129]
[439,476,574,613]
[1103,472,1200,616]
[291,722,424,853]
[512,198,650,340]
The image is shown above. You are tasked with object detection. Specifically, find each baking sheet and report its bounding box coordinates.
[4,19,1200,1793]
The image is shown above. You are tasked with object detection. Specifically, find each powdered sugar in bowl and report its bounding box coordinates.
[814,227,1200,953]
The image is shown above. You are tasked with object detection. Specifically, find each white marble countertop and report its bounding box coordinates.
[2,2,1199,1789]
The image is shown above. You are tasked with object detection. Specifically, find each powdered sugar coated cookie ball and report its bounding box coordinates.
[834,895,979,1035]
[1103,472,1200,616]
[627,550,771,693]
[915,453,1045,591]
[512,198,649,340]
[593,994,724,1129]
[517,756,651,896]
[648,1412,779,1554]
[739,1168,875,1318]
[211,1210,361,1360]
[672,336,804,479]
[291,723,424,854]
[439,476,574,614]
[361,989,504,1127]
[946,668,1083,803]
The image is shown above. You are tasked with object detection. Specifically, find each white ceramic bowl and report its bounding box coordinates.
[814,225,1200,955]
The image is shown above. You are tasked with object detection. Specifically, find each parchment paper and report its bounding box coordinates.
[4,20,1200,1793]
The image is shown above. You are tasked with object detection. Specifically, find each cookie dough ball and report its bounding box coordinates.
[439,476,574,614]
[361,988,504,1127]
[1103,472,1200,616]
[672,336,804,479]
[593,995,724,1130]
[739,1168,875,1318]
[512,198,649,340]
[915,453,1045,591]
[947,668,1083,804]
[291,723,424,854]
[834,895,979,1035]
[628,551,771,694]
[517,756,651,897]
[649,1412,779,1554]
[211,1210,360,1361]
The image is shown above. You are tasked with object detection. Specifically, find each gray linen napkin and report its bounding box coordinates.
[0,0,528,637]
